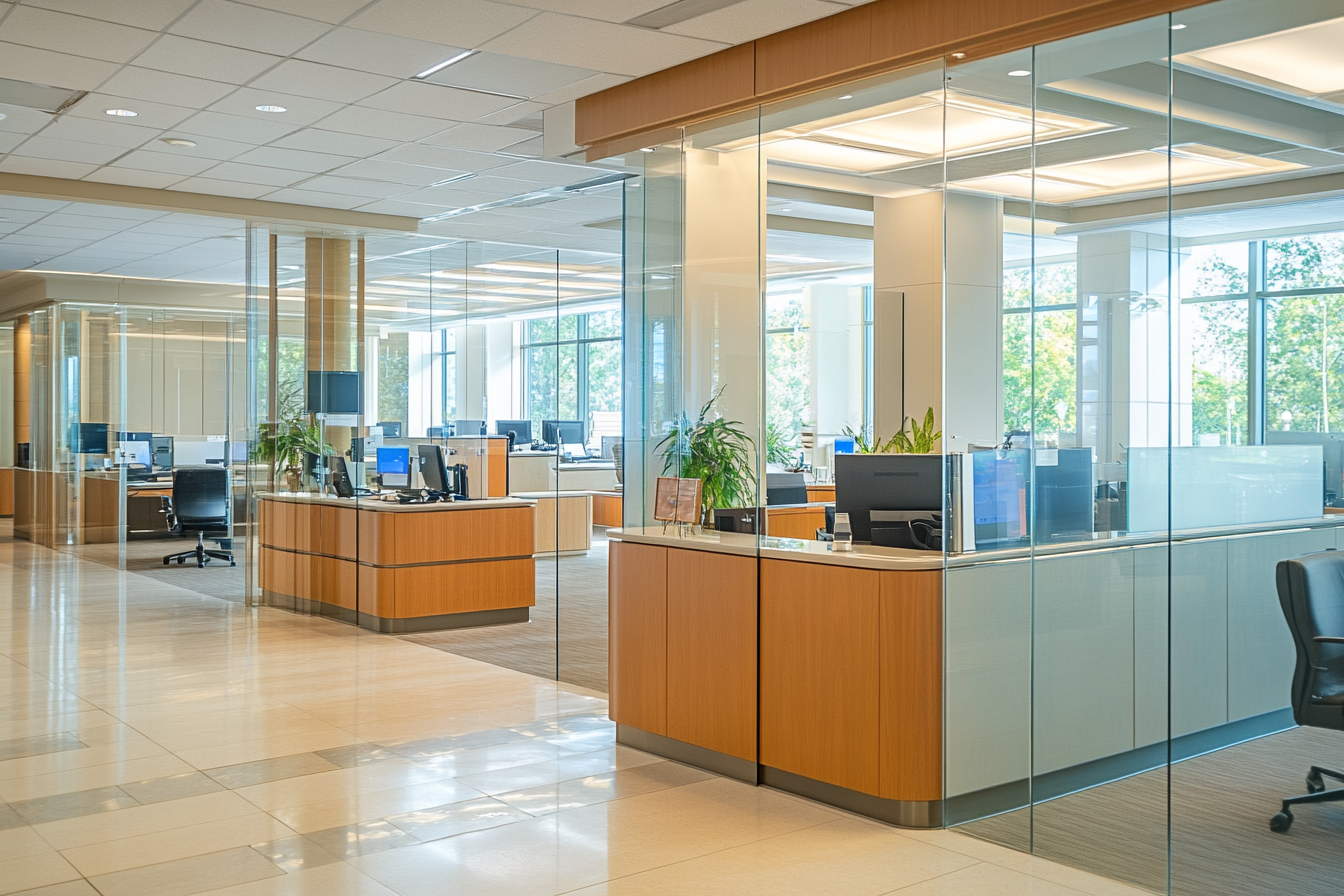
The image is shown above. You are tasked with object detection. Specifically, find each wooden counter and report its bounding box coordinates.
[763,502,828,539]
[609,526,943,826]
[514,491,593,554]
[592,491,623,528]
[445,436,508,497]
[258,494,535,633]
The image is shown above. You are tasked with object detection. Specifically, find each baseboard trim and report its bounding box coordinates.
[616,726,758,784]
[358,606,530,634]
[761,766,943,828]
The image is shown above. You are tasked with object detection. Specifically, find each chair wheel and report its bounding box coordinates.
[1270,810,1293,833]
[177,557,186,564]
[163,558,170,565]
[1307,771,1324,793]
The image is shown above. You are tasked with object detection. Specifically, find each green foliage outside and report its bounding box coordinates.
[765,295,810,447]
[1002,264,1077,436]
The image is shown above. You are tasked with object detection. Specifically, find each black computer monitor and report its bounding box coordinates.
[417,444,449,495]
[71,423,109,454]
[376,447,410,488]
[427,426,449,439]
[496,420,532,445]
[328,455,355,498]
[376,421,403,439]
[835,453,944,543]
[454,419,486,436]
[542,420,584,447]
[151,436,174,470]
[306,370,363,415]
[765,472,808,506]
[1034,447,1093,542]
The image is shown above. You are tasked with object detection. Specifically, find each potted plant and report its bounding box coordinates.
[657,386,755,527]
[843,407,942,455]
[253,416,333,492]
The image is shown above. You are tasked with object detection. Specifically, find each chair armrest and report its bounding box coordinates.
[1313,636,1344,644]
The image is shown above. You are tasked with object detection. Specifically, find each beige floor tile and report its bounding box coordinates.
[0,824,60,859]
[60,811,298,876]
[232,759,457,811]
[0,737,168,783]
[34,790,258,850]
[0,754,196,802]
[86,846,284,896]
[190,860,400,896]
[884,862,1096,896]
[269,778,487,834]
[5,881,100,896]
[0,851,82,896]
[176,730,362,771]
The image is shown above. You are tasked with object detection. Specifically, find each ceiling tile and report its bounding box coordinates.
[207,89,343,127]
[664,0,843,43]
[424,51,593,99]
[296,27,467,80]
[169,0,332,56]
[22,222,128,241]
[23,0,196,31]
[11,136,128,164]
[0,41,121,91]
[480,12,727,76]
[246,59,396,103]
[177,110,300,144]
[167,176,274,199]
[132,34,284,83]
[32,116,161,149]
[376,143,512,172]
[0,6,158,63]
[479,158,597,186]
[347,0,537,49]
[531,71,629,106]
[0,103,54,136]
[491,0,668,24]
[232,0,370,23]
[231,145,356,173]
[98,67,238,108]
[264,187,369,209]
[134,133,255,161]
[295,175,407,198]
[424,122,537,152]
[316,105,449,142]
[357,81,521,121]
[112,149,225,177]
[355,198,450,217]
[272,128,403,158]
[474,101,548,126]
[0,156,100,178]
[83,168,188,189]
[335,158,471,186]
[63,94,196,130]
[0,132,25,153]
[199,160,310,187]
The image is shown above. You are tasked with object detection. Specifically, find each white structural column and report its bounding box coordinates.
[873,190,1003,452]
[807,284,865,436]
[683,147,763,443]
[1076,231,1181,465]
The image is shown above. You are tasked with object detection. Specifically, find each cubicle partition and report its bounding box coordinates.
[611,1,1344,891]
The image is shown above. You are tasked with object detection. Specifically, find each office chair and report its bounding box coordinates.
[611,441,624,486]
[162,466,235,568]
[1270,550,1344,832]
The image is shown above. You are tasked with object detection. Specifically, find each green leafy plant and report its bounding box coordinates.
[252,419,333,474]
[657,386,755,524]
[842,407,942,455]
[843,424,884,454]
[765,423,796,466]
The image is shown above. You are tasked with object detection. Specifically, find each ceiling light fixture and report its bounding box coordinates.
[160,137,196,147]
[839,94,854,100]
[414,50,478,80]
[1171,23,1186,30]
[639,147,654,153]
[1008,70,1031,77]
[951,53,965,59]
[255,104,286,113]
[105,108,137,116]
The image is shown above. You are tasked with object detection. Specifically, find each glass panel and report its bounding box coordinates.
[1266,294,1344,434]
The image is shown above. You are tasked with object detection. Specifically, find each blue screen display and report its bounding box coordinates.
[375,447,410,476]
[972,450,1026,537]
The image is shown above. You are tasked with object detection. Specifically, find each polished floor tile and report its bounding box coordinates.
[0,530,1149,896]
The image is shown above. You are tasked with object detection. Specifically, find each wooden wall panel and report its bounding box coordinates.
[609,540,668,736]
[754,3,874,99]
[389,559,535,619]
[764,505,825,540]
[666,550,757,761]
[592,493,623,529]
[390,506,534,565]
[878,569,943,802]
[760,559,880,794]
[319,504,357,560]
[0,467,12,517]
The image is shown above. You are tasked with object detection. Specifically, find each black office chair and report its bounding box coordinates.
[162,466,235,568]
[611,441,624,486]
[1270,550,1344,832]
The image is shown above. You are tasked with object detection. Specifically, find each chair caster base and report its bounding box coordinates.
[1270,810,1293,833]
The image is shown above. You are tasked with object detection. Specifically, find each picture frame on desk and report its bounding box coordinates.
[654,476,702,526]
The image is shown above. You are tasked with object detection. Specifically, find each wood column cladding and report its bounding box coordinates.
[609,540,667,736]
[576,0,1215,158]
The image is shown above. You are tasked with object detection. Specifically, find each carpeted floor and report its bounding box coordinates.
[960,725,1344,895]
[65,532,247,602]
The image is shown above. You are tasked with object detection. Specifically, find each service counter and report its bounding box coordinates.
[513,490,593,554]
[258,494,535,633]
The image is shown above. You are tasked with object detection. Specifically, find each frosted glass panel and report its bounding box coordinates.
[1128,446,1322,532]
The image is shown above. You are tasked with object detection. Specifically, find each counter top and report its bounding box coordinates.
[609,526,943,571]
[258,493,535,513]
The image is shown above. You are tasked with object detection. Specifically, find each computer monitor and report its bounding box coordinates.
[121,440,152,468]
[1267,431,1344,504]
[376,446,410,489]
[306,370,363,415]
[328,455,355,498]
[230,440,248,463]
[766,472,808,506]
[454,419,486,437]
[151,436,173,470]
[601,436,621,459]
[426,426,449,439]
[1034,448,1094,542]
[71,423,109,454]
[835,453,944,543]
[417,444,450,495]
[496,420,532,445]
[971,448,1028,546]
[542,420,584,448]
[376,421,403,439]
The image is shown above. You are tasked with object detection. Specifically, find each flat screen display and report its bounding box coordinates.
[306,370,363,415]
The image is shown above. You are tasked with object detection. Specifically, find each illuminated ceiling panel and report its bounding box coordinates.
[1177,16,1344,99]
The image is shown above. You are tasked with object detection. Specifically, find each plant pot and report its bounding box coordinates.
[283,469,302,492]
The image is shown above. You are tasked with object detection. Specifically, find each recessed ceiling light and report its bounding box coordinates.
[105,108,137,117]
[639,147,654,153]
[1008,70,1031,77]
[951,53,965,59]
[414,50,477,79]
[839,94,853,100]
[160,138,197,147]
[255,104,286,113]
[0,113,6,122]
[1171,23,1186,30]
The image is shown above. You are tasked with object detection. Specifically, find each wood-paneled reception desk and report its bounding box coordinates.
[259,494,536,633]
[609,527,944,826]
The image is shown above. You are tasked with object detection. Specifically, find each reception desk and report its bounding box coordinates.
[259,494,535,633]
[609,527,943,826]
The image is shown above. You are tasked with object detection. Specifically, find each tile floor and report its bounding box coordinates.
[0,527,1155,896]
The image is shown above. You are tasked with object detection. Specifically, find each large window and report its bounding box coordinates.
[522,308,621,444]
[766,292,810,447]
[1002,261,1077,442]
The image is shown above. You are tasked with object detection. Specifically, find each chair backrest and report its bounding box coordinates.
[172,465,230,529]
[1277,550,1344,730]
[611,441,623,485]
